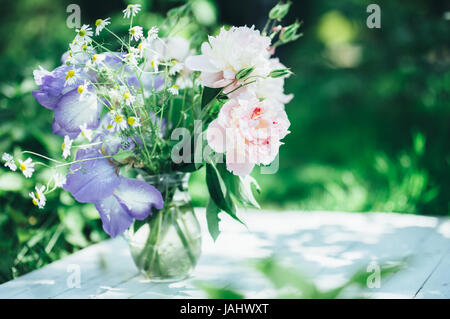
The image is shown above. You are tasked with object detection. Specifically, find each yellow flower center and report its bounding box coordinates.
[107,124,113,130]
[138,43,143,51]
[78,29,86,37]
[131,28,136,35]
[32,198,38,206]
[82,44,88,51]
[77,85,84,94]
[127,117,135,125]
[95,19,103,27]
[20,163,27,171]
[172,84,179,89]
[36,192,40,200]
[92,54,98,62]
[61,143,65,151]
[65,70,75,80]
[114,115,123,123]
[151,60,156,67]
[123,92,131,100]
[172,59,178,65]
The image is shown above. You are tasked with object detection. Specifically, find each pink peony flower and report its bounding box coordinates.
[207,97,290,175]
[186,26,272,91]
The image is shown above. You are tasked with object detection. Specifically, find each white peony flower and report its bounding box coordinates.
[186,26,272,91]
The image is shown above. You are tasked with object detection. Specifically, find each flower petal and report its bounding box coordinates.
[63,148,119,203]
[114,177,164,220]
[185,55,219,73]
[94,195,133,237]
[206,119,227,153]
[54,89,100,133]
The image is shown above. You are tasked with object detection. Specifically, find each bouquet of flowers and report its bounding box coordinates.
[2,2,301,280]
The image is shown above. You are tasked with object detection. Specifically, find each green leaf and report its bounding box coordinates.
[216,163,260,209]
[206,199,221,241]
[205,163,245,226]
[195,281,244,299]
[201,87,221,110]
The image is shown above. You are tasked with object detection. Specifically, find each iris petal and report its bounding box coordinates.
[114,177,164,220]
[54,89,100,133]
[63,148,119,203]
[94,195,133,237]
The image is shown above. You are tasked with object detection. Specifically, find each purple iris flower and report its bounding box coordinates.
[63,146,164,237]
[33,65,101,138]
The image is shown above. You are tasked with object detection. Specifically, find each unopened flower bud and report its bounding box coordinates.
[269,68,293,78]
[269,1,292,21]
[235,67,255,81]
[280,21,303,43]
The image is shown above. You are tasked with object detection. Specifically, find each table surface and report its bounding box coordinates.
[1,209,449,299]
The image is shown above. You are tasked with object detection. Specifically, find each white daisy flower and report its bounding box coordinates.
[124,48,139,67]
[129,26,144,42]
[151,57,160,72]
[147,26,159,40]
[77,80,91,101]
[123,4,141,19]
[109,110,128,131]
[64,68,78,87]
[127,116,141,128]
[108,87,122,107]
[169,60,184,76]
[122,91,136,106]
[62,135,73,159]
[79,123,93,141]
[18,158,35,178]
[75,24,93,43]
[168,85,179,95]
[52,173,67,188]
[2,152,17,171]
[29,185,46,209]
[95,17,111,35]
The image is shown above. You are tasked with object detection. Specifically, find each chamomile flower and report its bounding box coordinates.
[122,91,136,106]
[151,57,160,72]
[64,68,78,87]
[95,17,111,35]
[52,173,66,188]
[2,152,17,171]
[169,60,184,76]
[129,26,143,42]
[77,81,91,101]
[91,53,105,65]
[109,110,128,131]
[127,116,141,128]
[168,85,179,95]
[147,27,159,40]
[124,48,139,67]
[123,4,141,19]
[75,24,93,44]
[18,158,35,178]
[108,87,122,107]
[79,123,93,141]
[62,135,73,159]
[29,185,46,209]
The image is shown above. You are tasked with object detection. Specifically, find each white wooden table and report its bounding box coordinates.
[0,209,449,299]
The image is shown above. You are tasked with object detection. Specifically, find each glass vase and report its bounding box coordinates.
[126,172,202,282]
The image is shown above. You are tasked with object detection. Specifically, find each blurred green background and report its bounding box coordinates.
[0,0,449,283]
